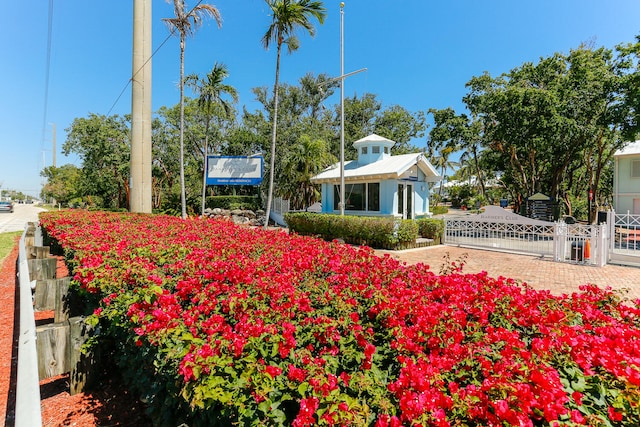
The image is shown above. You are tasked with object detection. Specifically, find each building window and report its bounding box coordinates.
[633,160,640,178]
[372,146,380,154]
[361,147,368,155]
[333,183,380,212]
[367,183,380,211]
[384,146,389,154]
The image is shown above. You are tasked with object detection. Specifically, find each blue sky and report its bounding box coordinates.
[2,0,639,197]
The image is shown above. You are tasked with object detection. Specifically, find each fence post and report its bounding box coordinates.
[36,321,71,380]
[607,210,615,252]
[69,316,98,395]
[597,224,608,267]
[443,219,449,244]
[553,222,565,262]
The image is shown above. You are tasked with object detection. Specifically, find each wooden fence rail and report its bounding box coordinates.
[16,222,96,426]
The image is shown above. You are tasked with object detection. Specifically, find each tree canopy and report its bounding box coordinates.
[52,28,640,222]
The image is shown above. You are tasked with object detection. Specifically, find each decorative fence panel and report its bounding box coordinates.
[444,206,607,266]
[608,210,640,266]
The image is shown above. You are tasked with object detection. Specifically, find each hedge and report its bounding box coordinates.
[284,213,421,250]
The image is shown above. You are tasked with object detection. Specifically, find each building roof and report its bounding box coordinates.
[527,192,552,201]
[311,152,441,184]
[615,140,640,157]
[352,133,395,148]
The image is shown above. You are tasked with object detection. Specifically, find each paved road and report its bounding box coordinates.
[0,204,45,233]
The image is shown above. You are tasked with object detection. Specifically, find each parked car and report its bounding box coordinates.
[0,201,14,213]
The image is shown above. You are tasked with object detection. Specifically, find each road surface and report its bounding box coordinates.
[0,203,46,233]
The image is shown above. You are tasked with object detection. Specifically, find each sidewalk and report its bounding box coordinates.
[375,244,640,301]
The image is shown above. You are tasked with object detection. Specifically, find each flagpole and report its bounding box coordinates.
[339,2,345,215]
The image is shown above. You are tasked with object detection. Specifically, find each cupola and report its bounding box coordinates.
[352,134,395,166]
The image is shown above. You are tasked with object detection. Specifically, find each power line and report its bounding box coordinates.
[106,28,176,116]
[106,0,205,116]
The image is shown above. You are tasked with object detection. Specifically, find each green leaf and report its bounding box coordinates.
[298,382,309,395]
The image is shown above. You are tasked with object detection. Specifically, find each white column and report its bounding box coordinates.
[130,0,153,213]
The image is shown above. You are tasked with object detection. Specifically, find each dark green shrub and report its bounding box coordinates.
[416,218,444,243]
[285,213,410,249]
[396,219,419,244]
[449,184,476,208]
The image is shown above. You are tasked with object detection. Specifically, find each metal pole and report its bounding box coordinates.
[339,2,345,215]
[51,123,56,167]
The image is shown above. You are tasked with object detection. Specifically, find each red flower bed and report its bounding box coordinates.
[39,210,640,426]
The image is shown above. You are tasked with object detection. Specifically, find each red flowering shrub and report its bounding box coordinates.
[40,210,640,426]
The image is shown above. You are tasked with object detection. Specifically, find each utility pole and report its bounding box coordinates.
[130,0,153,213]
[51,123,56,167]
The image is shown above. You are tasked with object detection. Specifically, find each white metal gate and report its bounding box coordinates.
[444,206,608,266]
[607,210,640,267]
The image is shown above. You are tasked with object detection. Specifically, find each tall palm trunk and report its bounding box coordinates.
[179,35,187,219]
[201,119,210,215]
[264,42,282,229]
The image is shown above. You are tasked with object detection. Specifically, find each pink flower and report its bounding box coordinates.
[265,365,283,378]
[608,406,623,422]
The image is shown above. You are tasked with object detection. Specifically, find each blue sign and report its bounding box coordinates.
[206,156,264,185]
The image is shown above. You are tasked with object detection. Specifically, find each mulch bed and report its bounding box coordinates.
[0,237,152,426]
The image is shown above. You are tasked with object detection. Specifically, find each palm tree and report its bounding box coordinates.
[163,0,222,219]
[185,63,238,215]
[433,146,460,199]
[281,134,336,210]
[262,0,326,228]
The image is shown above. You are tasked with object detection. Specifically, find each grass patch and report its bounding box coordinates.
[0,231,21,265]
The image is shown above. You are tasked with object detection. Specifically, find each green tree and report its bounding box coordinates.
[616,35,640,141]
[374,105,426,154]
[156,99,213,214]
[185,63,238,214]
[40,164,81,206]
[152,114,181,211]
[281,134,336,210]
[262,0,326,228]
[463,45,628,218]
[330,94,426,159]
[163,0,222,219]
[335,93,380,159]
[429,108,487,196]
[63,114,130,209]
[244,74,336,203]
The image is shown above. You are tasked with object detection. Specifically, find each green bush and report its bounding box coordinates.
[449,184,476,208]
[285,213,418,249]
[396,219,419,244]
[416,218,444,243]
[206,196,262,211]
[431,205,448,215]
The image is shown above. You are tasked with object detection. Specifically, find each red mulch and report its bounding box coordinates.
[0,238,153,426]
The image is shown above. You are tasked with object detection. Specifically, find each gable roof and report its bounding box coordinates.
[527,192,552,201]
[615,140,640,157]
[311,152,441,184]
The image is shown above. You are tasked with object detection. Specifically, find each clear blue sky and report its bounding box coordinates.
[2,0,639,197]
